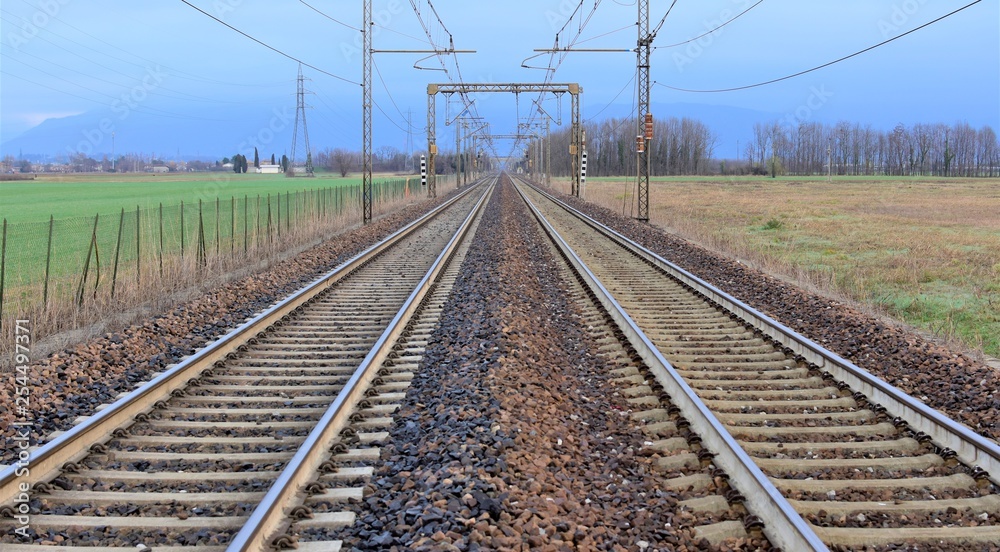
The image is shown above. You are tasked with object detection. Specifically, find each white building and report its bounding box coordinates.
[256,163,282,174]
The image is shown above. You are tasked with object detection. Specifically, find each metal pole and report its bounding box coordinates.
[136,206,140,286]
[362,0,374,224]
[571,85,582,197]
[636,0,652,221]
[0,219,6,328]
[111,208,125,299]
[546,118,552,186]
[455,119,461,188]
[43,215,53,306]
[427,86,437,198]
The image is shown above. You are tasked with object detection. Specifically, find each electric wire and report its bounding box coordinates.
[178,0,360,86]
[10,2,284,88]
[655,0,983,93]
[576,23,638,46]
[0,69,223,121]
[651,0,680,38]
[585,68,637,123]
[657,0,763,48]
[373,57,410,127]
[298,0,360,31]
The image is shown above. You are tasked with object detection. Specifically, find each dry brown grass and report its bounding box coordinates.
[558,176,1000,358]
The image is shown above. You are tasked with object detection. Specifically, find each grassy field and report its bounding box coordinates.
[0,171,417,223]
[566,176,1000,358]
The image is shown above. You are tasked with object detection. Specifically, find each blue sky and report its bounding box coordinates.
[1,0,997,158]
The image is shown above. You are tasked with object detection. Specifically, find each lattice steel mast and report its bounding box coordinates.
[290,64,314,176]
[362,1,373,223]
[637,0,652,222]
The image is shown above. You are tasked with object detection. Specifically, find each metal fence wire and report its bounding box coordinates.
[0,178,424,346]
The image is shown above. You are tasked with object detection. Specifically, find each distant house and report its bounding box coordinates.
[150,165,170,173]
[256,163,282,174]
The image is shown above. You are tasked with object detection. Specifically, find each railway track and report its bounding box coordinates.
[514,176,1000,551]
[0,177,495,551]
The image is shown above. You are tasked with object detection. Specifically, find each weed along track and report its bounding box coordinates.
[515,176,1000,551]
[0,179,494,549]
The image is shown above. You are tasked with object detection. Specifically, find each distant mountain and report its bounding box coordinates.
[0,103,365,162]
[7,97,982,162]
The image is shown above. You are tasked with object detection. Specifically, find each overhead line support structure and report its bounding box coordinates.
[531,6,655,222]
[362,1,373,224]
[637,0,652,222]
[427,83,582,198]
[361,0,475,222]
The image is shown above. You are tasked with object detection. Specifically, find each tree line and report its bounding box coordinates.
[747,121,999,177]
[539,117,998,178]
[543,117,718,177]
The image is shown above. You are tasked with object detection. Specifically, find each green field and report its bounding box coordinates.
[570,176,1000,358]
[0,171,416,223]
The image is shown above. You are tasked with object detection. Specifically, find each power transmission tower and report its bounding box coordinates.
[290,64,314,176]
[637,0,652,222]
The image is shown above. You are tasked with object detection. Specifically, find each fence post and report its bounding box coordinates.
[286,191,290,233]
[43,215,54,306]
[0,219,6,331]
[255,195,261,249]
[267,194,273,244]
[77,214,100,307]
[135,206,141,287]
[197,199,206,268]
[231,196,235,255]
[276,192,281,239]
[158,203,164,278]
[215,197,221,256]
[180,201,185,260]
[111,207,125,299]
[244,195,249,254]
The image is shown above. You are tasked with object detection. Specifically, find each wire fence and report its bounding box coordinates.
[0,177,432,357]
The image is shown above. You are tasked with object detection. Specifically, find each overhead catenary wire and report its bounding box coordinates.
[298,0,360,31]
[651,0,680,38]
[657,0,764,48]
[372,57,412,130]
[0,69,223,121]
[656,0,983,93]
[9,1,284,88]
[178,0,360,86]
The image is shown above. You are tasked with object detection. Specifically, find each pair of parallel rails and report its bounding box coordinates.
[3,173,997,551]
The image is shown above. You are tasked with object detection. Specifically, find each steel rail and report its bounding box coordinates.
[513,179,829,552]
[226,176,497,551]
[524,180,1000,483]
[0,183,483,507]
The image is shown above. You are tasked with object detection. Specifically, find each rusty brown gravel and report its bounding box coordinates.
[337,177,770,551]
[557,192,1000,444]
[0,196,451,464]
